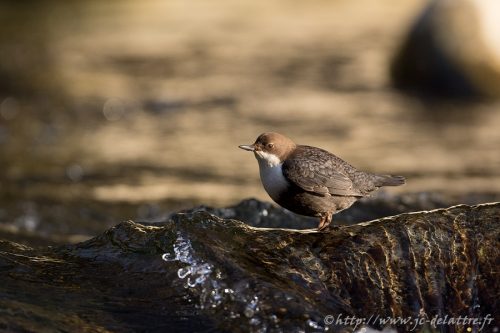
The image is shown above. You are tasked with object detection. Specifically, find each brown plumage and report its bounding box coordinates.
[239,132,405,231]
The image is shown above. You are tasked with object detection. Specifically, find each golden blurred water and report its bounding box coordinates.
[0,0,499,241]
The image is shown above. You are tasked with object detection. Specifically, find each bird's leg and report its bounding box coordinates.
[317,213,333,231]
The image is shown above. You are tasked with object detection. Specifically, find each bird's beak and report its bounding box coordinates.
[238,144,255,152]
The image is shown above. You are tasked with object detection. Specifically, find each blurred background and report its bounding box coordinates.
[0,0,499,246]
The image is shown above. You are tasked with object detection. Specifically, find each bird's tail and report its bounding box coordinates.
[374,174,406,187]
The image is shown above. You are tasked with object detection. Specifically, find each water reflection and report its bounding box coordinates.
[0,0,498,245]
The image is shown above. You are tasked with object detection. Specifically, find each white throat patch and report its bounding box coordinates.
[255,152,289,201]
[254,150,281,167]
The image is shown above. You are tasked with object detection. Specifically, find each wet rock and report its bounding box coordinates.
[390,0,500,99]
[0,201,498,332]
[197,192,500,228]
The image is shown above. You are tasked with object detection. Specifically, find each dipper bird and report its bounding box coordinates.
[239,132,405,230]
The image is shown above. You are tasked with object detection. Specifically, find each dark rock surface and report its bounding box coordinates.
[202,192,500,229]
[0,199,498,332]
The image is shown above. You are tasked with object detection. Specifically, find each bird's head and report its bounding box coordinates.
[239,132,297,167]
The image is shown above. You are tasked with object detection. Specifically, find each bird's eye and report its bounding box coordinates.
[267,143,274,149]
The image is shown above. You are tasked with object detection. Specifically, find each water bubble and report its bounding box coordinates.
[15,202,39,232]
[249,317,261,326]
[307,319,322,329]
[161,253,174,261]
[199,263,213,274]
[244,307,255,318]
[66,164,84,182]
[187,277,197,287]
[195,275,207,285]
[177,267,191,279]
[173,235,195,264]
[103,98,126,121]
[18,215,38,232]
[0,97,19,120]
[229,312,240,319]
[210,289,223,303]
[163,232,224,310]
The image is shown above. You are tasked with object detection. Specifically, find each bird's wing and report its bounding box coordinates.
[282,147,363,197]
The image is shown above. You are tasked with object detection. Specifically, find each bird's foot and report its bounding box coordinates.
[317,213,333,231]
[317,225,340,232]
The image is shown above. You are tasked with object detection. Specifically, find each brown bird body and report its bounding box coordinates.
[239,132,405,230]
